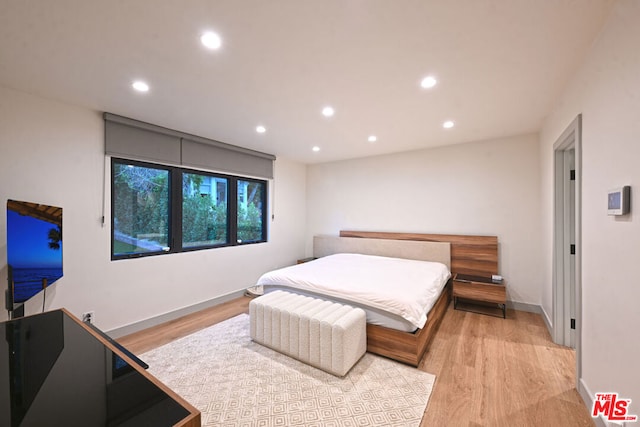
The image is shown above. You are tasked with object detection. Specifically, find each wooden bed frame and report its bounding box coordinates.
[329,230,499,366]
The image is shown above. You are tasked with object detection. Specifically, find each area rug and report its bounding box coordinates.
[141,313,435,426]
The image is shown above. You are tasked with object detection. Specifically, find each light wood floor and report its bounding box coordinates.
[118,297,594,427]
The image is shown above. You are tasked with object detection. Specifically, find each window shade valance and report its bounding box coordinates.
[104,113,275,179]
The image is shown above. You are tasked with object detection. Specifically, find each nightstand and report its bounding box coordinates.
[453,273,506,318]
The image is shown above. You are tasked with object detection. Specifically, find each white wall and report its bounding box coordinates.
[0,85,307,330]
[307,134,542,306]
[540,0,640,413]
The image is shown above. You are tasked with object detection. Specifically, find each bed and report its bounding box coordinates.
[257,230,499,366]
[258,251,451,332]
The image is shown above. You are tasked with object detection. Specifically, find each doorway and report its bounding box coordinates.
[552,114,582,383]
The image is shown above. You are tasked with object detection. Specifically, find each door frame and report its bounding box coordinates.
[552,114,582,385]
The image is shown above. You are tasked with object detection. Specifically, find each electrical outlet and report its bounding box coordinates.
[82,311,94,324]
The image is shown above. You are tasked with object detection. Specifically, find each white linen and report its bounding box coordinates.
[256,253,451,330]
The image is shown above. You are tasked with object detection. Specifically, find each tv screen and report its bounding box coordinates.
[7,200,63,307]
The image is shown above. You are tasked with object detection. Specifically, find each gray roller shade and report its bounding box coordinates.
[182,138,274,179]
[105,118,181,164]
[104,113,275,179]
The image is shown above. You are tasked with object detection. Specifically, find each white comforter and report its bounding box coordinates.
[256,253,451,329]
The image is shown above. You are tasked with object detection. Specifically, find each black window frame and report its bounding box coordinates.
[235,176,269,245]
[111,157,268,260]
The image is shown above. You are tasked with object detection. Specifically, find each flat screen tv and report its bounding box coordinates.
[6,200,63,315]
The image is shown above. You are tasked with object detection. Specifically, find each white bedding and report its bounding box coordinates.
[256,253,451,330]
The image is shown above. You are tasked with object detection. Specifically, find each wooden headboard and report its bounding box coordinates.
[313,235,451,269]
[339,230,498,278]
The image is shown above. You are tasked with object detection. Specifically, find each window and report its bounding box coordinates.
[182,172,228,249]
[111,158,267,259]
[112,161,170,257]
[237,179,266,244]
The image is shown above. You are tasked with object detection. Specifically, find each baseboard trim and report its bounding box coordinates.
[506,300,542,314]
[540,305,553,337]
[107,289,246,338]
[579,378,604,427]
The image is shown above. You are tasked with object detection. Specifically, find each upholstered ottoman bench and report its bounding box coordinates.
[249,290,367,376]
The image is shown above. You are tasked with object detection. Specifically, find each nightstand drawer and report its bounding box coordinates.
[453,280,506,304]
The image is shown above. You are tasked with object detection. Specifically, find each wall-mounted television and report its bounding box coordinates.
[6,200,63,316]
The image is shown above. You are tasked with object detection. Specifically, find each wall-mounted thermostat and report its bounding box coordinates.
[607,186,630,216]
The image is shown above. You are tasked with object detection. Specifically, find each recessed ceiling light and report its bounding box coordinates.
[201,31,222,50]
[443,120,455,129]
[322,106,335,117]
[256,125,266,134]
[420,76,437,89]
[132,81,149,92]
[368,135,377,142]
[312,146,320,152]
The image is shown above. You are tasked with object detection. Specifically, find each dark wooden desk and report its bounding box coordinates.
[0,308,200,427]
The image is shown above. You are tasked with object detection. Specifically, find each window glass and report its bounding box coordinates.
[111,158,267,259]
[182,173,228,248]
[112,161,170,257]
[237,179,265,244]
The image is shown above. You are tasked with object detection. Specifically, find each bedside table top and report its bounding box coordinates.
[454,273,500,284]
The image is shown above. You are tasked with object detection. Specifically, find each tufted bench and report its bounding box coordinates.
[249,290,367,376]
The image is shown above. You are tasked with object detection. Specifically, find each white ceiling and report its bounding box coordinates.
[0,1,614,164]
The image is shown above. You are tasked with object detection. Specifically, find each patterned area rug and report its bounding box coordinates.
[141,314,435,426]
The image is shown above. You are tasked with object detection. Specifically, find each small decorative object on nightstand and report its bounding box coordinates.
[296,257,317,264]
[453,273,506,318]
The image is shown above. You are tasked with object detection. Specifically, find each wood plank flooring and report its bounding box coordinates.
[118,297,594,427]
[419,306,594,426]
[118,297,250,355]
